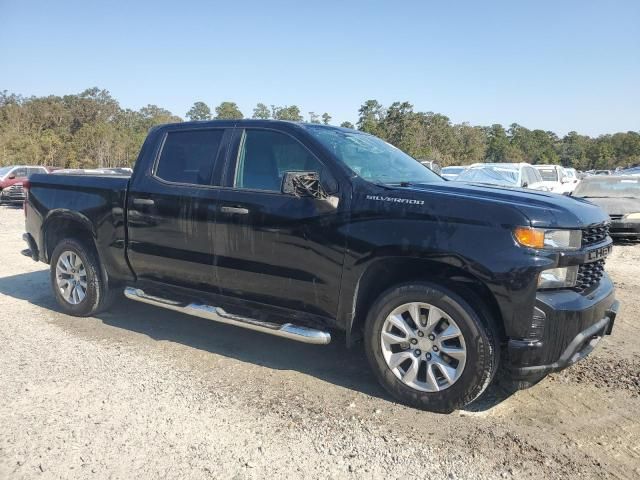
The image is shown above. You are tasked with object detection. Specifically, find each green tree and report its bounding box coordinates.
[485,124,510,162]
[455,123,486,165]
[271,105,303,121]
[308,112,321,123]
[252,103,270,119]
[215,102,243,120]
[357,99,385,135]
[186,101,212,121]
[322,112,332,125]
[340,121,355,129]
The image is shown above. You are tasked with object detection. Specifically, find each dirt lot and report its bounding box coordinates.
[0,205,638,479]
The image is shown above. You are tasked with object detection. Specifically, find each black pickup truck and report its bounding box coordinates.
[22,120,618,412]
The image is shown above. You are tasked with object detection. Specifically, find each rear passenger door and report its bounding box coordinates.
[127,126,232,291]
[213,127,346,319]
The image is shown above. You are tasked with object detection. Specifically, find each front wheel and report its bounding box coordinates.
[50,238,115,316]
[364,282,499,413]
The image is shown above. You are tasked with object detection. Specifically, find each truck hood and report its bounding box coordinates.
[385,181,610,228]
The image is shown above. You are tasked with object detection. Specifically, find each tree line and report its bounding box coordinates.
[1,88,638,170]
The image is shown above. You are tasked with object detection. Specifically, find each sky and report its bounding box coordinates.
[1,0,639,136]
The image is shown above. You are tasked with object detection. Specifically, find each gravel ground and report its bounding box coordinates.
[1,205,639,479]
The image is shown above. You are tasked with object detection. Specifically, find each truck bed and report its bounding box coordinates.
[26,172,133,282]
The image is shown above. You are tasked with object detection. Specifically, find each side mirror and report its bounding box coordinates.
[281,171,327,199]
[522,181,529,188]
[8,174,15,180]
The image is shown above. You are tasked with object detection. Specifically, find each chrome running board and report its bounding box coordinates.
[123,287,331,345]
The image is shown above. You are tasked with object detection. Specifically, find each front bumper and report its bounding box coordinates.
[0,186,25,203]
[610,220,640,237]
[507,274,618,379]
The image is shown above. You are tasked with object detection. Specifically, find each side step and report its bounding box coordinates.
[123,287,331,345]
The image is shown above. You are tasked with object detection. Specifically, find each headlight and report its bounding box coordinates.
[514,227,582,250]
[625,213,640,220]
[538,266,579,289]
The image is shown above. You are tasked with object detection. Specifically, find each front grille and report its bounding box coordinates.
[574,259,605,293]
[581,223,610,246]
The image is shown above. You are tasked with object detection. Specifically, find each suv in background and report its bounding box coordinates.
[0,165,49,204]
[454,162,548,191]
[533,165,575,194]
[419,160,442,175]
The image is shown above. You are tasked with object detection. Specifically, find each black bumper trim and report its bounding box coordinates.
[509,300,619,378]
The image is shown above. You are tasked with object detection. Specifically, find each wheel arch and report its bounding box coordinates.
[42,210,97,264]
[347,256,505,346]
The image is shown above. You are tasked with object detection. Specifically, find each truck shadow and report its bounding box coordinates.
[0,269,514,412]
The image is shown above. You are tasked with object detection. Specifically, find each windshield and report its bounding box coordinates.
[0,166,13,178]
[573,177,640,198]
[442,167,464,175]
[455,165,519,186]
[536,167,558,182]
[305,127,443,185]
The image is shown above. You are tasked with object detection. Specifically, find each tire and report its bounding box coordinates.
[49,238,116,316]
[364,282,499,413]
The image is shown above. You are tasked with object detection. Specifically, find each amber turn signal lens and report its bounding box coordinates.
[513,227,545,248]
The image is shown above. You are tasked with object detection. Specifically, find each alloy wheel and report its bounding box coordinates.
[380,302,467,392]
[55,250,88,305]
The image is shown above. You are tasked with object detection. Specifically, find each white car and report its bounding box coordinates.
[454,162,549,191]
[440,166,466,180]
[533,165,576,194]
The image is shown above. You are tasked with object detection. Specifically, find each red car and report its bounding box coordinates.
[0,165,49,204]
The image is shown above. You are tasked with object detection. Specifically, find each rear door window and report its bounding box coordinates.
[155,129,224,185]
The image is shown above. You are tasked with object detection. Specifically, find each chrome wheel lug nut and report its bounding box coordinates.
[410,338,418,345]
[414,349,421,357]
[426,353,431,360]
[428,334,435,341]
[433,346,439,352]
[417,331,424,337]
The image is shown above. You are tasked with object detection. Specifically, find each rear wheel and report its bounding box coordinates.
[364,282,498,413]
[50,238,116,316]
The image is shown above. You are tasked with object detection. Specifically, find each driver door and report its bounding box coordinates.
[212,127,346,319]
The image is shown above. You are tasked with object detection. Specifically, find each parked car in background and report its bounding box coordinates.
[454,163,548,191]
[419,160,441,174]
[51,167,132,176]
[0,165,49,204]
[532,165,575,194]
[560,167,580,194]
[594,170,612,176]
[572,176,640,239]
[615,166,640,177]
[440,166,465,180]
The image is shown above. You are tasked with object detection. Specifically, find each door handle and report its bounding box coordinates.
[220,206,249,215]
[133,198,155,206]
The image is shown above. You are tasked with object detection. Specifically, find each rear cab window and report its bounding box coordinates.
[155,129,225,186]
